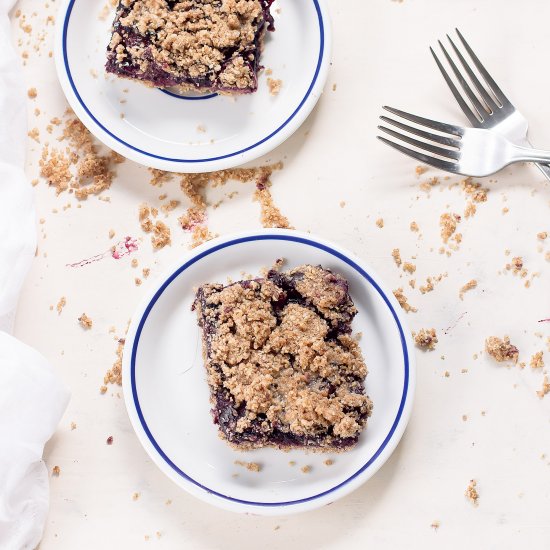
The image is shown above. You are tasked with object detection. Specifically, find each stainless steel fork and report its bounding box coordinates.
[431,28,550,182]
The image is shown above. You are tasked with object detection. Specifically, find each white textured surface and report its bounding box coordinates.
[11,0,550,548]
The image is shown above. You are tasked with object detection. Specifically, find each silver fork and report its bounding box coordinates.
[377,106,550,177]
[431,28,550,181]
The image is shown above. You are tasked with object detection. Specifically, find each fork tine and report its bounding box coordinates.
[379,116,461,148]
[378,125,461,160]
[429,48,480,126]
[377,136,461,173]
[446,34,499,113]
[382,106,465,137]
[437,40,489,120]
[455,28,510,107]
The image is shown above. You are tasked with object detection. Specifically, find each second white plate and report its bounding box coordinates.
[122,229,416,515]
[54,0,332,172]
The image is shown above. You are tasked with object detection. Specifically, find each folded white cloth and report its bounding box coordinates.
[0,1,70,549]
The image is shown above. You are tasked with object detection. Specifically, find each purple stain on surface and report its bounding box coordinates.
[66,237,138,268]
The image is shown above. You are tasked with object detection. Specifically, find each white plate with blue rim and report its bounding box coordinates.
[122,229,416,515]
[54,0,332,173]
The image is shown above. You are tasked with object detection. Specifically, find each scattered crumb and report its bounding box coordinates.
[530,351,544,369]
[459,279,477,300]
[132,492,140,501]
[108,229,115,239]
[234,461,262,472]
[413,328,438,350]
[339,201,346,208]
[462,414,468,422]
[392,248,402,267]
[416,165,428,176]
[403,262,416,274]
[70,422,77,430]
[444,371,450,378]
[104,337,125,386]
[135,278,142,286]
[393,288,417,313]
[537,376,550,399]
[196,124,206,133]
[106,436,114,445]
[52,466,60,476]
[465,479,479,505]
[27,87,37,99]
[56,296,66,315]
[324,459,334,466]
[289,461,296,467]
[301,465,312,474]
[440,212,461,244]
[267,77,282,96]
[131,258,138,268]
[485,336,519,364]
[376,218,384,228]
[78,313,93,330]
[100,385,108,394]
[430,520,440,531]
[410,221,419,232]
[142,268,150,279]
[537,232,547,240]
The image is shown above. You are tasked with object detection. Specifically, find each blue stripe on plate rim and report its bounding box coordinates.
[130,233,411,507]
[62,0,325,163]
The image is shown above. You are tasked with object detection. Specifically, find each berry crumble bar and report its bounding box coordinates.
[192,265,373,452]
[106,0,275,94]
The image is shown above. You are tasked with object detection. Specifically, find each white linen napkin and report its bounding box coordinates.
[0,1,70,549]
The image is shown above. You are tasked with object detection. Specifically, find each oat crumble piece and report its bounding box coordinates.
[193,265,372,452]
[104,337,125,386]
[440,212,461,244]
[530,351,544,369]
[132,492,140,501]
[56,296,66,315]
[459,279,477,300]
[324,459,334,466]
[393,288,417,313]
[27,87,37,99]
[410,221,419,232]
[465,479,479,505]
[234,460,262,472]
[267,77,282,96]
[485,336,519,364]
[537,231,548,240]
[70,422,77,430]
[413,328,438,351]
[106,0,275,95]
[376,218,384,228]
[415,165,428,176]
[391,248,402,267]
[537,376,550,398]
[301,466,312,474]
[52,465,60,476]
[108,229,116,239]
[78,313,93,330]
[403,262,416,274]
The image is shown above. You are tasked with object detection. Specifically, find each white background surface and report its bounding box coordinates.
[10,0,550,548]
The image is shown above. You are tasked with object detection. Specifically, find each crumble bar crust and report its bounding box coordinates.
[193,265,373,452]
[106,0,274,94]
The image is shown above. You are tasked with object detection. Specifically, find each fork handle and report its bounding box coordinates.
[518,138,550,182]
[510,144,550,165]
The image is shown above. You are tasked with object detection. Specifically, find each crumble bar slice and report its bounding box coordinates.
[193,265,373,452]
[106,0,275,95]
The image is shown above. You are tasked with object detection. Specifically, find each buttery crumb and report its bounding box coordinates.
[530,351,544,369]
[27,87,37,99]
[135,278,142,286]
[416,165,428,176]
[132,492,140,501]
[324,459,334,466]
[108,229,115,239]
[78,313,93,330]
[537,231,547,240]
[376,218,384,228]
[465,479,479,505]
[52,466,60,476]
[440,212,461,244]
[393,288,417,313]
[413,328,438,350]
[410,221,419,232]
[459,279,477,300]
[537,376,550,398]
[100,385,108,394]
[301,465,312,474]
[234,460,261,472]
[403,262,416,274]
[485,336,519,364]
[267,77,282,96]
[56,296,66,315]
[431,520,440,530]
[131,258,138,268]
[392,248,402,267]
[142,268,150,279]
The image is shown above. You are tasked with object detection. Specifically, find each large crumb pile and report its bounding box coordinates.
[485,336,519,364]
[414,328,438,350]
[39,114,122,200]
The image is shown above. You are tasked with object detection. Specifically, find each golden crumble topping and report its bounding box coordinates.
[78,313,93,329]
[465,479,479,505]
[393,288,417,313]
[459,279,477,300]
